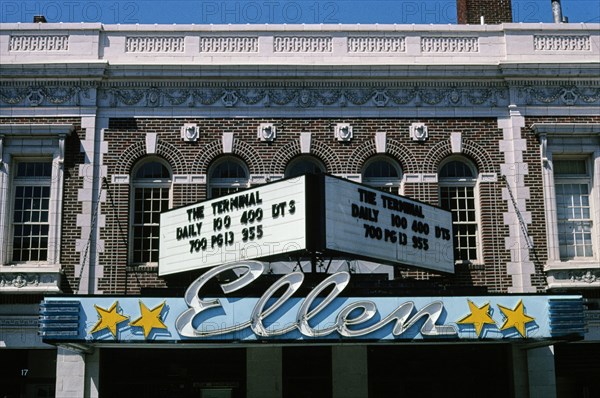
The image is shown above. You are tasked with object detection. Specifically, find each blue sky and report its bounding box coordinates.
[1,0,598,24]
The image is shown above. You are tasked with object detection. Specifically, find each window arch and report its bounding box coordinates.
[208,157,249,199]
[438,157,480,263]
[361,156,403,194]
[130,158,172,265]
[285,156,325,178]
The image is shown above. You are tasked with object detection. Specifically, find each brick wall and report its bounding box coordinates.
[7,115,587,295]
[457,0,513,24]
[101,117,515,294]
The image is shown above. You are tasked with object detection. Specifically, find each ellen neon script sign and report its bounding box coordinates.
[176,262,458,339]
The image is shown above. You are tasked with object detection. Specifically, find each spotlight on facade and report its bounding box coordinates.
[410,123,428,142]
[258,123,276,142]
[181,123,199,142]
[335,123,353,142]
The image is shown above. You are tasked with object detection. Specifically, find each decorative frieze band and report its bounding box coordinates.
[534,35,591,51]
[3,82,598,109]
[0,84,94,107]
[200,37,258,52]
[518,85,600,106]
[347,36,406,53]
[548,269,600,285]
[9,35,69,51]
[421,37,479,53]
[126,36,185,53]
[0,272,60,292]
[0,316,39,329]
[274,36,332,52]
[93,85,508,108]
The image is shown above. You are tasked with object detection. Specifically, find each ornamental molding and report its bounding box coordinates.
[517,85,600,106]
[533,35,591,51]
[548,269,600,285]
[4,82,600,109]
[548,268,600,288]
[97,84,509,108]
[9,35,69,51]
[125,36,184,53]
[0,272,61,292]
[274,36,332,52]
[0,83,95,107]
[0,316,39,329]
[348,36,406,53]
[200,37,258,53]
[421,36,479,53]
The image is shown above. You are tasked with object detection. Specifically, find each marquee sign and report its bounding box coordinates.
[323,176,453,273]
[159,176,308,275]
[159,175,453,275]
[40,262,585,343]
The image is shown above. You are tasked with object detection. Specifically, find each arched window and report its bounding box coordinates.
[208,157,249,199]
[131,158,171,264]
[362,156,402,194]
[438,157,480,263]
[285,156,325,178]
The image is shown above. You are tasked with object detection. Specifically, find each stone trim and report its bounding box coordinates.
[498,108,536,294]
[423,138,496,175]
[348,36,406,53]
[533,35,591,51]
[0,271,61,293]
[9,35,69,51]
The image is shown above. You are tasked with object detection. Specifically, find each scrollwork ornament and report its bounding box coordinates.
[221,90,238,107]
[0,274,42,289]
[192,89,223,105]
[12,274,28,288]
[27,87,45,106]
[344,88,373,105]
[388,88,418,105]
[315,89,341,106]
[46,87,72,104]
[372,90,389,107]
[559,87,579,106]
[418,89,447,105]
[517,85,599,106]
[448,88,463,105]
[465,88,493,105]
[569,270,599,284]
[237,89,266,105]
[164,89,191,106]
[146,88,162,107]
[578,87,600,103]
[269,89,297,106]
[0,86,30,105]
[297,89,315,108]
[114,89,145,106]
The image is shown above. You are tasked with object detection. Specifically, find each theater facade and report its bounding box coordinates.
[1,13,600,398]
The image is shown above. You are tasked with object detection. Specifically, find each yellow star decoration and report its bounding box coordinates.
[457,300,497,337]
[90,301,129,338]
[497,300,535,337]
[129,301,168,338]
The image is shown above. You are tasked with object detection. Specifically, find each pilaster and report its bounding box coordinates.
[498,106,536,293]
[75,116,108,294]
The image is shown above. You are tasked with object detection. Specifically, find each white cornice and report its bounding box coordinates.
[2,22,598,32]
